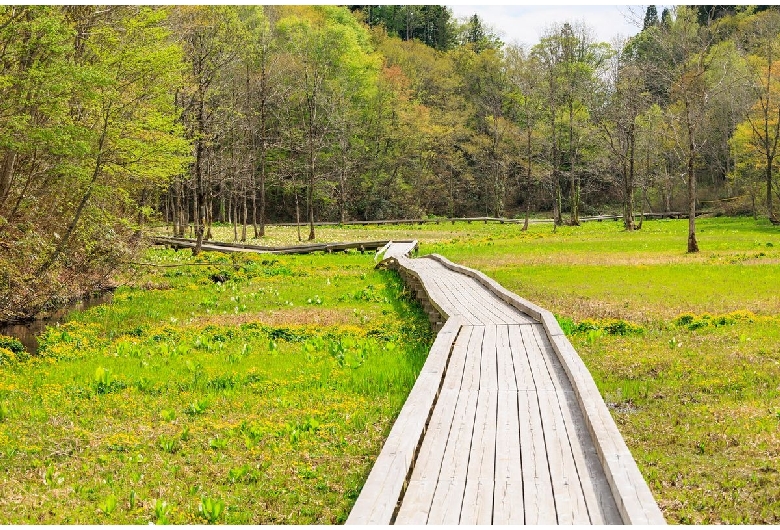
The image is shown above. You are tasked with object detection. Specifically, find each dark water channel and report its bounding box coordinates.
[0,293,114,353]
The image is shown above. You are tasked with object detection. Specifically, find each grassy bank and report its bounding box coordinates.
[0,250,431,524]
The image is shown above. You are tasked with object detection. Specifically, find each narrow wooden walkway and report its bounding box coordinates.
[347,243,665,525]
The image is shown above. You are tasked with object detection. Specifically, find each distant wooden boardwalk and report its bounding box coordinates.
[151,236,415,255]
[347,242,665,525]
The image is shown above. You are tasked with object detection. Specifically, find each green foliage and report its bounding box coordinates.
[158,435,179,454]
[557,316,644,337]
[0,6,190,322]
[353,5,457,51]
[199,496,225,524]
[99,494,117,516]
[0,335,24,355]
[674,311,756,331]
[154,499,171,525]
[0,345,28,367]
[93,367,113,394]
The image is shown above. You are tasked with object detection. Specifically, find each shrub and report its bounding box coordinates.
[559,317,644,337]
[0,335,24,355]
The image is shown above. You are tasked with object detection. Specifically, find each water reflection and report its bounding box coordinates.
[0,293,114,353]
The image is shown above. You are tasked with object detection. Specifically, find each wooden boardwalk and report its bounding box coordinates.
[347,243,665,525]
[151,236,415,255]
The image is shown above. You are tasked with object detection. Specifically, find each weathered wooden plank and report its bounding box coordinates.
[530,324,622,524]
[508,325,535,391]
[461,325,484,392]
[544,332,666,525]
[493,388,524,524]
[419,273,479,324]
[508,324,557,524]
[426,388,480,524]
[460,325,498,524]
[422,272,487,325]
[479,324,498,391]
[460,389,498,524]
[425,325,483,524]
[395,385,460,524]
[555,387,623,524]
[415,259,505,325]
[493,323,524,523]
[443,326,474,392]
[395,327,474,524]
[425,254,539,324]
[495,325,516,392]
[451,271,523,325]
[448,275,512,325]
[520,324,590,524]
[355,249,665,526]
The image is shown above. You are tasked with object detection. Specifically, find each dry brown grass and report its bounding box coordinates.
[190,308,365,328]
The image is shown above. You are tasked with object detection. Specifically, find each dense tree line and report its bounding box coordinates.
[1,5,780,320]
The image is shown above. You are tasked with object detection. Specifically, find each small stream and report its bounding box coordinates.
[0,293,114,353]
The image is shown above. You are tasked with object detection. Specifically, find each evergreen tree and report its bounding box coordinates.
[643,5,659,30]
[661,8,672,29]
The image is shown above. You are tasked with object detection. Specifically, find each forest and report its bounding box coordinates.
[1,4,780,321]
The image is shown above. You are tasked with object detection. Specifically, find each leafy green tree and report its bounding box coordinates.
[505,45,546,230]
[276,6,378,239]
[458,14,502,53]
[351,5,456,51]
[657,7,736,251]
[39,7,189,271]
[596,40,651,230]
[533,22,610,226]
[0,7,189,321]
[173,6,245,254]
[734,9,780,221]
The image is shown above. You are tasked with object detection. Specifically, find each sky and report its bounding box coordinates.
[448,5,649,48]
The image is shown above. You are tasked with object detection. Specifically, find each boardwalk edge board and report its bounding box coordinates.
[424,253,666,525]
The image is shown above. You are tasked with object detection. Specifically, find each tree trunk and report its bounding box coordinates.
[767,155,776,221]
[339,154,347,225]
[205,191,212,241]
[193,94,206,256]
[687,150,699,253]
[569,100,579,226]
[37,106,111,275]
[522,126,532,232]
[0,150,17,209]
[241,189,248,242]
[625,124,636,231]
[232,197,238,241]
[294,184,302,242]
[307,128,316,241]
[137,188,147,234]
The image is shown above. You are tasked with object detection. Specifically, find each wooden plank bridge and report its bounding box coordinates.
[347,241,665,525]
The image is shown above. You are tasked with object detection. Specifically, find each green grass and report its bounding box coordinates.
[3,216,780,523]
[0,249,432,524]
[428,217,780,322]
